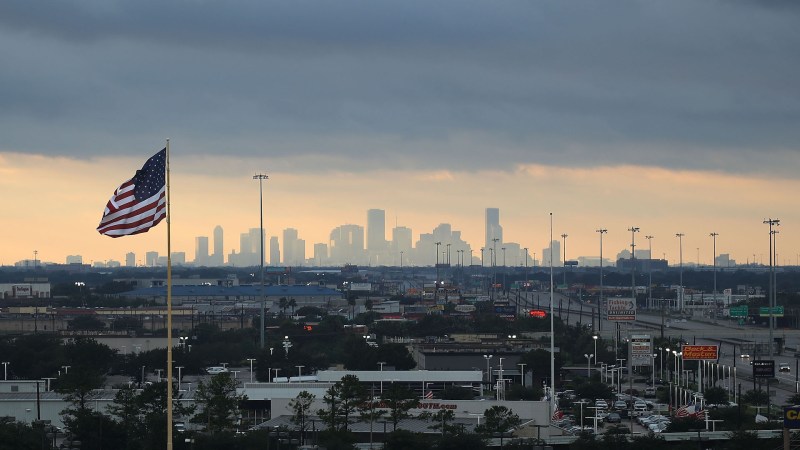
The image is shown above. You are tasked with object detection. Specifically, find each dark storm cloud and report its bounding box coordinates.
[0,0,798,174]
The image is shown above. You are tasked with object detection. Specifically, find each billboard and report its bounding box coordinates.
[681,345,719,361]
[784,407,800,429]
[752,360,775,379]
[607,298,636,321]
[348,283,372,292]
[12,285,32,298]
[630,334,652,367]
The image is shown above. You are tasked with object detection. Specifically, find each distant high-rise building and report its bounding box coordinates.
[541,240,561,267]
[283,228,305,266]
[367,209,388,265]
[212,225,224,265]
[66,255,83,264]
[146,251,159,267]
[392,226,413,265]
[172,252,186,266]
[485,208,503,251]
[195,236,209,266]
[414,223,472,266]
[330,224,365,265]
[125,252,136,267]
[313,243,328,266]
[270,236,280,266]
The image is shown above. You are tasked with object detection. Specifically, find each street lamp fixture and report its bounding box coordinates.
[584,354,594,378]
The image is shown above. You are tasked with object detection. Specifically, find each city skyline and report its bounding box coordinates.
[7,207,779,269]
[1,2,799,267]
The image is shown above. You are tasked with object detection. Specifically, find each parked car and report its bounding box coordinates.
[595,400,609,410]
[780,363,791,373]
[605,412,622,423]
[205,366,229,374]
[613,400,627,410]
[644,387,657,397]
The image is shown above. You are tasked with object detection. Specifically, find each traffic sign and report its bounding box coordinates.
[729,305,748,318]
[752,360,775,379]
[759,306,784,317]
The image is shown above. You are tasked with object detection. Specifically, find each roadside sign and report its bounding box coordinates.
[630,334,652,367]
[729,305,748,318]
[759,306,784,317]
[607,298,636,321]
[784,406,800,428]
[681,345,719,361]
[752,360,775,379]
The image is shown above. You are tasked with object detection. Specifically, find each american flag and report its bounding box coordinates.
[551,408,564,421]
[424,390,434,399]
[676,402,698,418]
[97,149,167,237]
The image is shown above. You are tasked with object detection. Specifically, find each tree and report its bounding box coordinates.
[787,393,800,406]
[476,406,521,450]
[318,375,367,432]
[704,386,728,405]
[426,409,463,436]
[279,297,289,317]
[380,384,419,431]
[741,389,769,406]
[288,298,297,316]
[68,315,106,331]
[192,373,244,433]
[290,391,316,445]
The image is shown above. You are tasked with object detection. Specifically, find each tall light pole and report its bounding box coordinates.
[483,354,493,389]
[584,354,594,378]
[710,232,719,300]
[492,238,499,301]
[435,241,442,300]
[518,363,527,387]
[561,233,568,286]
[764,218,780,356]
[176,366,184,391]
[2,362,8,380]
[480,247,485,267]
[549,213,556,417]
[247,358,256,383]
[596,229,607,333]
[628,227,639,300]
[502,247,506,267]
[676,233,685,313]
[253,173,269,349]
[645,235,654,309]
[593,335,599,365]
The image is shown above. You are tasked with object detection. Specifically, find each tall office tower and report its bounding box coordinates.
[329,224,365,266]
[145,251,159,267]
[270,236,281,266]
[125,252,136,267]
[391,226,413,265]
[367,209,388,265]
[195,236,209,266]
[239,228,264,266]
[313,243,328,266]
[541,240,561,267]
[283,228,301,266]
[66,255,83,264]
[212,225,224,266]
[485,208,503,251]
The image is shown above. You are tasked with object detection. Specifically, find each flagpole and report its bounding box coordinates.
[166,139,174,450]
[549,212,555,418]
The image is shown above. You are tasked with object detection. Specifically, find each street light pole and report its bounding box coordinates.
[710,233,719,300]
[585,354,594,378]
[247,358,256,383]
[676,233,685,313]
[764,219,780,357]
[596,229,607,333]
[561,233,568,286]
[593,335,599,365]
[253,173,269,349]
[645,235,654,310]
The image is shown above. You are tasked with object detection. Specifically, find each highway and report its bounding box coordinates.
[512,290,800,407]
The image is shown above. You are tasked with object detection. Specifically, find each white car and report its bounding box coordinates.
[206,366,229,374]
[780,363,791,373]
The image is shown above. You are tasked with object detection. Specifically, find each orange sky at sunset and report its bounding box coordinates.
[1,151,797,267]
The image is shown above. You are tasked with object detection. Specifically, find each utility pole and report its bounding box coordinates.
[596,229,607,333]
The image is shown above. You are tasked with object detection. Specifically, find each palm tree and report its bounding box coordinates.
[279,297,288,317]
[288,298,297,316]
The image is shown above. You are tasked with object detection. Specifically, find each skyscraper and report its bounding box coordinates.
[392,226,413,265]
[485,208,503,251]
[212,225,224,266]
[195,236,209,266]
[367,209,388,265]
[125,252,136,267]
[269,236,280,267]
[283,228,305,266]
[330,224,365,265]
